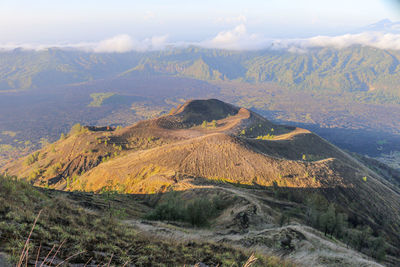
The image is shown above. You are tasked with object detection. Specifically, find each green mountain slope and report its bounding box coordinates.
[0,49,141,91]
[2,46,400,102]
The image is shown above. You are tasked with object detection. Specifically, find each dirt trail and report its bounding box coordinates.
[270,128,311,141]
[124,184,278,242]
[195,184,267,217]
[125,219,383,267]
[123,183,384,266]
[213,108,251,132]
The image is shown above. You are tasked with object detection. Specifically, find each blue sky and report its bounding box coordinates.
[0,0,399,44]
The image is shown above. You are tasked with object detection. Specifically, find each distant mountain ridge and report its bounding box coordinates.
[356,19,400,33]
[1,47,400,102]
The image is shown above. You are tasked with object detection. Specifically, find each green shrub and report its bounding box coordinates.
[145,192,185,222]
[201,120,217,129]
[60,133,66,140]
[186,198,214,226]
[25,152,40,165]
[256,134,275,140]
[147,137,156,142]
[145,193,231,227]
[44,162,63,177]
[69,123,85,135]
[28,168,42,181]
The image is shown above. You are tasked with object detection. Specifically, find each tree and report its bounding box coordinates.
[69,123,84,135]
[272,180,280,198]
[80,179,88,191]
[370,235,386,261]
[357,226,372,251]
[335,212,347,238]
[305,194,329,228]
[101,179,117,219]
[39,138,50,148]
[279,212,290,226]
[211,120,217,128]
[25,152,39,165]
[187,198,213,226]
[320,204,336,236]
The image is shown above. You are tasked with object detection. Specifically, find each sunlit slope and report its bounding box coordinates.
[3,98,400,262]
[2,99,399,222]
[3,99,398,197]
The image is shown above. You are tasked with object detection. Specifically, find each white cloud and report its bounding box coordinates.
[201,24,270,50]
[201,26,400,51]
[306,32,400,50]
[144,35,169,50]
[94,35,135,53]
[93,34,169,52]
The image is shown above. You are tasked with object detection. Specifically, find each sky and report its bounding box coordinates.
[1,0,400,51]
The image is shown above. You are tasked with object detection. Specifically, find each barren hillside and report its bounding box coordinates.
[3,99,400,266]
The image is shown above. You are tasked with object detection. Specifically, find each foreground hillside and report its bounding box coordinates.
[0,174,289,266]
[2,99,400,266]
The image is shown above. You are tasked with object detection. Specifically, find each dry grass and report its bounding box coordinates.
[243,253,257,267]
[1,175,293,266]
[16,217,263,267]
[16,210,85,267]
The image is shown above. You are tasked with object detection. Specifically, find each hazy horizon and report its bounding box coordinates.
[1,0,400,52]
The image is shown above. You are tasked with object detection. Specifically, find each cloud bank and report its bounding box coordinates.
[93,34,168,52]
[306,32,400,50]
[0,34,169,53]
[201,24,270,50]
[3,24,400,52]
[202,24,400,51]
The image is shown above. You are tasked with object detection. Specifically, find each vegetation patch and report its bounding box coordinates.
[1,131,17,137]
[24,151,39,166]
[256,134,275,140]
[69,123,87,135]
[201,120,217,128]
[88,92,116,107]
[271,188,388,262]
[145,191,233,227]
